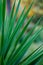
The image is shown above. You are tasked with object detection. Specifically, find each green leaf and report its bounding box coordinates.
[1,0,21,57]
[19,44,43,65]
[4,15,35,63]
[4,0,16,37]
[2,1,33,59]
[0,0,2,29]
[5,27,43,65]
[9,0,33,46]
[1,0,6,65]
[8,0,21,37]
[0,0,43,65]
[1,0,6,50]
[6,17,42,64]
[3,2,34,63]
[6,3,34,57]
[35,55,43,65]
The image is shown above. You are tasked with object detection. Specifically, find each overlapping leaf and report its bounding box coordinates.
[0,0,43,65]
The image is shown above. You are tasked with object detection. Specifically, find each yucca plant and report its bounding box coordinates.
[0,0,43,65]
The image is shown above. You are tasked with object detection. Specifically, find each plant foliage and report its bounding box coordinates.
[0,0,43,65]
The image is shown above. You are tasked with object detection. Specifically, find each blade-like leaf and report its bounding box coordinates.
[1,0,6,50]
[4,1,34,58]
[4,0,16,37]
[0,1,2,65]
[0,0,43,65]
[6,27,43,65]
[9,1,34,45]
[3,5,26,60]
[1,0,21,57]
[0,0,2,29]
[8,0,21,36]
[19,44,43,65]
[4,15,35,62]
[1,0,6,65]
[5,17,42,64]
[35,55,43,65]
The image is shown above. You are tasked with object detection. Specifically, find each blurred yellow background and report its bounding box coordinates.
[10,0,43,18]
